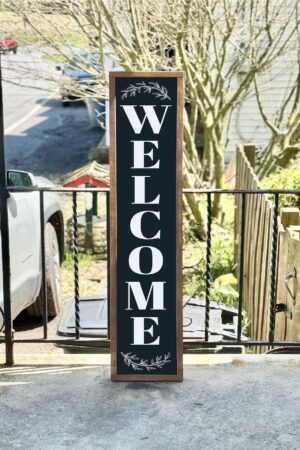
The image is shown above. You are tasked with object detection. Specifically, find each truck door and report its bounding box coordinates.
[0,171,41,323]
[8,190,40,319]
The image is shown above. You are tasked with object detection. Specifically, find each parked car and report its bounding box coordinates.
[56,50,99,106]
[0,170,64,331]
[0,37,18,54]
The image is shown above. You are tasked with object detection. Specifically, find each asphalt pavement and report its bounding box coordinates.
[2,47,102,182]
[0,46,105,351]
[0,355,300,450]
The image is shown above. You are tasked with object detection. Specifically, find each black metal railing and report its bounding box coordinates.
[1,186,300,365]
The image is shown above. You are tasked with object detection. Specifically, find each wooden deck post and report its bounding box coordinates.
[280,208,300,229]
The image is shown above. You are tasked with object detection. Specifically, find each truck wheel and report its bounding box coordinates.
[28,223,62,318]
[62,98,71,107]
[12,48,17,54]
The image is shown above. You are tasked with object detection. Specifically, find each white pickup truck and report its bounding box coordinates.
[0,170,64,331]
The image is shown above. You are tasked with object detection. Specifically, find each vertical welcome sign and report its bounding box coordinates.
[109,72,183,381]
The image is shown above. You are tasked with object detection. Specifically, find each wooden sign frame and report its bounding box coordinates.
[109,71,183,381]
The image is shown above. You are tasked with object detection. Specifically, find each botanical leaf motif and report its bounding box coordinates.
[121,352,171,371]
[121,82,171,101]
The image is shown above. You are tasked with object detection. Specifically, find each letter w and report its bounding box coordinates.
[126,281,166,310]
[120,105,171,134]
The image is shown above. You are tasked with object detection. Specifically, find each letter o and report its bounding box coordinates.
[128,246,163,275]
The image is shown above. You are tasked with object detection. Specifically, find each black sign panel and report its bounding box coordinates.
[110,72,183,381]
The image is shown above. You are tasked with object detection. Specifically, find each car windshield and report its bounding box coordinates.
[66,53,100,72]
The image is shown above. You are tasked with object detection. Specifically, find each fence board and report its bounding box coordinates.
[235,145,274,344]
[275,220,300,341]
[254,196,266,340]
[275,230,290,340]
[261,205,273,342]
[250,194,261,339]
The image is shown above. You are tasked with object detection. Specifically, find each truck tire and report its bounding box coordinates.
[62,98,71,107]
[28,223,62,318]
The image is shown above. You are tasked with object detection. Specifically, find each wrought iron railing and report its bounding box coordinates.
[1,186,300,365]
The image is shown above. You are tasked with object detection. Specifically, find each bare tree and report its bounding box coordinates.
[254,53,300,178]
[2,0,300,231]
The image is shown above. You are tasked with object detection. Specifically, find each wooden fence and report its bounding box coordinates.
[235,144,274,341]
[275,209,300,342]
[236,144,300,343]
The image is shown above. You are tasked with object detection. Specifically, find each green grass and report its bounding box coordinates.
[0,11,88,47]
[61,251,107,301]
[62,251,96,270]
[42,53,67,63]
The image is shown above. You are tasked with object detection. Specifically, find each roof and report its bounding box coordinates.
[63,161,110,187]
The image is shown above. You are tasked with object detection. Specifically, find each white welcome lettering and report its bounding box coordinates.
[128,246,163,275]
[131,317,160,345]
[131,140,160,169]
[130,211,161,240]
[126,281,166,310]
[132,176,160,205]
[121,105,171,134]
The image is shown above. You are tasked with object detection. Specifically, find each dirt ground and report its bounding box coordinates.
[0,256,108,355]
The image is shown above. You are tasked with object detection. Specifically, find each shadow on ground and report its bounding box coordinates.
[13,310,57,332]
[5,98,104,183]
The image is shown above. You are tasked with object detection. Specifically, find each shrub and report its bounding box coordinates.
[263,169,300,208]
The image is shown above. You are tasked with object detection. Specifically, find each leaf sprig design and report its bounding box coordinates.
[121,82,171,100]
[121,352,171,371]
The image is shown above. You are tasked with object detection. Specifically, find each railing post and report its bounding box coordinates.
[237,192,246,341]
[39,191,48,339]
[269,193,279,343]
[72,191,80,339]
[0,54,13,365]
[205,192,212,342]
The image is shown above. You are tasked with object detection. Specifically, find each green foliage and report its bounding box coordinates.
[263,169,300,208]
[183,230,251,334]
[183,229,236,308]
[211,273,238,308]
[211,234,235,280]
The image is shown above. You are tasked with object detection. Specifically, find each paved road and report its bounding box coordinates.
[0,356,300,449]
[2,47,102,182]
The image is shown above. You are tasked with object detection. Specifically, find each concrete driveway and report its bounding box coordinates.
[0,354,300,450]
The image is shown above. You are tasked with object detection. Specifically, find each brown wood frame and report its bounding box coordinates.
[109,71,184,381]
